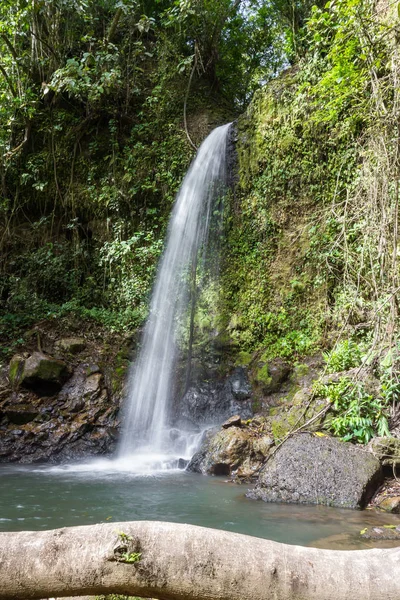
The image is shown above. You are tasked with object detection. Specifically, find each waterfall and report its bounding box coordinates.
[118,123,231,468]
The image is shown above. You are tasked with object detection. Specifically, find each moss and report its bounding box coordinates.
[255,363,272,386]
[9,355,25,387]
[294,363,309,378]
[269,397,326,442]
[235,351,253,367]
[34,360,66,381]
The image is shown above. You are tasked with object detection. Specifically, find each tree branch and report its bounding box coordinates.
[0,63,17,97]
[0,521,399,600]
[107,7,123,43]
[1,33,18,62]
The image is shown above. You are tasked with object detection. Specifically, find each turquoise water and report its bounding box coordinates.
[1,463,399,548]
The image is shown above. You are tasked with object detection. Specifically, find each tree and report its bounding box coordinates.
[0,521,399,599]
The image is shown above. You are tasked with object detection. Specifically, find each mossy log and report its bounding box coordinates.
[0,521,399,600]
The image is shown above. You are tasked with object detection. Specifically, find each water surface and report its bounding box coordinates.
[1,463,399,549]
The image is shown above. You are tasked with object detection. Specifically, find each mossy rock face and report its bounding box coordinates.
[235,351,253,367]
[21,352,71,395]
[9,355,25,388]
[269,393,325,442]
[254,358,291,394]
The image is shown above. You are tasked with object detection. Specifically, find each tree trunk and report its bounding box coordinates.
[0,521,399,600]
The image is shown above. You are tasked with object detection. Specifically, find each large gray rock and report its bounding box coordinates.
[249,433,382,509]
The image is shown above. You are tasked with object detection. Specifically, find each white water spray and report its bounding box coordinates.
[118,123,231,468]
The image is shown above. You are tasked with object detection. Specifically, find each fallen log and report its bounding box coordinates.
[0,521,399,600]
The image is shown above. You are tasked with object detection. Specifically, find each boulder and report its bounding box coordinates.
[187,427,251,476]
[377,497,400,513]
[55,337,86,354]
[222,415,242,429]
[8,355,26,388]
[369,437,400,467]
[269,394,326,442]
[254,358,291,394]
[20,352,70,395]
[248,433,383,509]
[252,435,274,459]
[360,525,400,540]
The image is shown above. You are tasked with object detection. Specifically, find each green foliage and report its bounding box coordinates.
[117,530,133,542]
[222,0,400,391]
[1,0,292,357]
[120,551,141,563]
[314,377,390,444]
[323,340,362,374]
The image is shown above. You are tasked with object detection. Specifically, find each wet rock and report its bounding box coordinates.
[85,364,100,376]
[56,337,86,354]
[233,456,261,481]
[20,352,70,395]
[378,496,400,513]
[179,375,252,428]
[229,367,251,400]
[84,373,103,399]
[360,525,400,540]
[188,427,251,475]
[249,433,383,509]
[222,415,241,429]
[69,399,85,413]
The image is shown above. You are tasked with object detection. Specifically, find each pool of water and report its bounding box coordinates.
[1,461,399,549]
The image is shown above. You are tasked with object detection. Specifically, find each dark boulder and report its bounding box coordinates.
[248,433,383,509]
[254,357,291,394]
[179,370,252,429]
[222,415,242,429]
[18,352,71,395]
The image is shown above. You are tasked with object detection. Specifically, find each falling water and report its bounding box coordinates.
[118,123,231,469]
